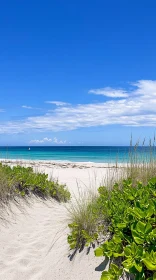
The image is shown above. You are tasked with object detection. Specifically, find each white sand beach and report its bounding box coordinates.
[0,160,121,280]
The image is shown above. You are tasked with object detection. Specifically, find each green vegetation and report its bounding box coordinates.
[67,191,101,250]
[67,142,156,279]
[126,138,156,186]
[68,178,156,279]
[94,178,156,280]
[0,163,70,207]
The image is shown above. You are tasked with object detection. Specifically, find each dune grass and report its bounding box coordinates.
[67,138,156,250]
[67,188,102,250]
[126,137,156,186]
[67,139,156,279]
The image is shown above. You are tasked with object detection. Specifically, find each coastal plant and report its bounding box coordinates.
[102,137,156,190]
[67,138,156,278]
[124,137,156,186]
[0,166,14,221]
[67,188,102,251]
[67,177,156,279]
[0,163,71,203]
[94,178,156,280]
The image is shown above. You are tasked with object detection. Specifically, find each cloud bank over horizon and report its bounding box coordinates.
[29,137,67,144]
[0,80,156,135]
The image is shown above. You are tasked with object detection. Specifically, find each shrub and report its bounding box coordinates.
[95,178,156,280]
[67,139,156,278]
[67,178,156,279]
[68,178,156,280]
[0,163,70,203]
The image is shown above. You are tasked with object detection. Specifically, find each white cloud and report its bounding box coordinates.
[22,105,33,109]
[131,80,156,97]
[53,137,58,143]
[0,80,156,134]
[53,137,67,144]
[29,139,44,143]
[22,105,41,110]
[45,101,70,106]
[29,137,67,144]
[29,137,52,143]
[89,87,129,98]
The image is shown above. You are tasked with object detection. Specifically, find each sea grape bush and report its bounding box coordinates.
[95,178,156,279]
[0,163,70,202]
[68,178,156,279]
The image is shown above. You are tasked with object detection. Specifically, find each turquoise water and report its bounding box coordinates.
[0,146,155,163]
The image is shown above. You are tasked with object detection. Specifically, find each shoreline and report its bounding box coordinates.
[0,158,126,169]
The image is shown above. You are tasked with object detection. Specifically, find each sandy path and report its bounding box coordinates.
[0,200,105,280]
[0,160,116,279]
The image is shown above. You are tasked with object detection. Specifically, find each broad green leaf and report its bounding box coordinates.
[137,246,143,257]
[122,259,134,271]
[116,223,127,229]
[113,252,124,257]
[145,204,154,218]
[94,247,103,257]
[124,247,131,257]
[142,259,156,271]
[110,264,119,274]
[145,222,152,234]
[136,221,146,233]
[113,235,122,244]
[131,230,144,244]
[100,271,114,280]
[133,207,145,219]
[134,261,143,272]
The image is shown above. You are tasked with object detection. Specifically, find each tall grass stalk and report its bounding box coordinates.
[66,181,99,242]
[67,138,156,251]
[126,136,156,185]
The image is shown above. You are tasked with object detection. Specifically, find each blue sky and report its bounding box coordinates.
[0,0,156,145]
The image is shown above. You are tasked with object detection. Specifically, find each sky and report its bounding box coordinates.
[0,0,156,146]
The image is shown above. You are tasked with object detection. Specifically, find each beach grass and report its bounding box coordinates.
[67,188,101,250]
[67,138,156,248]
[67,139,156,279]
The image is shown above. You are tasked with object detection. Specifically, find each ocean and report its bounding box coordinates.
[0,146,155,163]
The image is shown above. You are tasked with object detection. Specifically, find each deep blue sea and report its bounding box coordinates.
[0,146,155,163]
